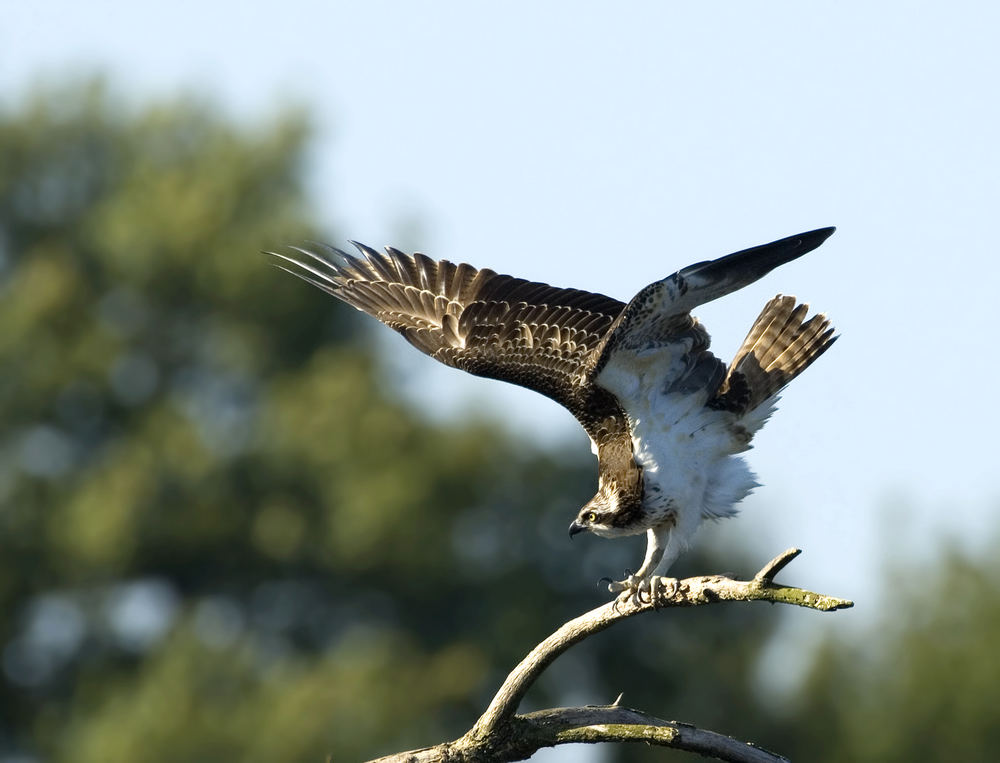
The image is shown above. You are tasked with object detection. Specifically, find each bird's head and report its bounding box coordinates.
[568,486,625,539]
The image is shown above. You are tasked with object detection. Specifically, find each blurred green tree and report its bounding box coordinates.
[0,81,791,762]
[758,537,1000,763]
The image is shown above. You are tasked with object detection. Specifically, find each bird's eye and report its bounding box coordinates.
[586,511,597,523]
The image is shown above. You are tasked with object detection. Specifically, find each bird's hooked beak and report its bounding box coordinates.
[568,519,586,539]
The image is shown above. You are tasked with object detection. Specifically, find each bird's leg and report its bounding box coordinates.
[607,528,675,606]
[644,538,686,606]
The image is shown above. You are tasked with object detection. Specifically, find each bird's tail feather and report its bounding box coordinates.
[710,295,836,416]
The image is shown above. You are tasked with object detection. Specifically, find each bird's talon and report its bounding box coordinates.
[648,575,679,606]
[605,573,654,607]
[606,574,638,595]
[605,575,679,607]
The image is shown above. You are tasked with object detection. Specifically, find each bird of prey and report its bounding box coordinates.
[269,228,836,603]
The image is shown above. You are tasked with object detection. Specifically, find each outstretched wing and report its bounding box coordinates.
[268,242,626,423]
[592,228,835,405]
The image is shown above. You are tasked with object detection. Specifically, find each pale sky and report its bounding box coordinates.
[5,2,999,738]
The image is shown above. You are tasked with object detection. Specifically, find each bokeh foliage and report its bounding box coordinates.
[1,82,998,762]
[0,82,781,762]
[767,541,1000,763]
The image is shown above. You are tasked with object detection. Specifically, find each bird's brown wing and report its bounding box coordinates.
[268,242,627,431]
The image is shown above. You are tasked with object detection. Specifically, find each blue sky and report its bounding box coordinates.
[5,0,999,656]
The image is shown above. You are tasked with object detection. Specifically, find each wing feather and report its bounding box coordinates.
[267,243,626,429]
[268,229,835,449]
[592,228,835,401]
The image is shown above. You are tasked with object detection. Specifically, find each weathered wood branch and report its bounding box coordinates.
[366,548,852,763]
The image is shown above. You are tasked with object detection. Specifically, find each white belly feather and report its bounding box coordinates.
[595,346,760,531]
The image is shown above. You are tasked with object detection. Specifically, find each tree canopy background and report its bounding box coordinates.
[1,83,998,762]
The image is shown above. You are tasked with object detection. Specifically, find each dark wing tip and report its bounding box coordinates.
[711,225,837,277]
[793,226,836,254]
[746,226,836,262]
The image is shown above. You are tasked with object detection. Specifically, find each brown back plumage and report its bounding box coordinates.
[710,295,836,414]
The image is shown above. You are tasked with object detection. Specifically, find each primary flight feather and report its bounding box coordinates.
[269,228,837,602]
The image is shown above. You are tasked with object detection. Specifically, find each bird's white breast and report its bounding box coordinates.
[595,347,758,527]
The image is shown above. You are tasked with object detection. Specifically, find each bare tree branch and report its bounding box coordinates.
[365,548,852,763]
[513,705,790,762]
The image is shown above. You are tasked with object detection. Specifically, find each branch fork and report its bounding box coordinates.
[368,548,852,763]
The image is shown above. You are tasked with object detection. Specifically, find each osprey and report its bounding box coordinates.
[269,228,836,603]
